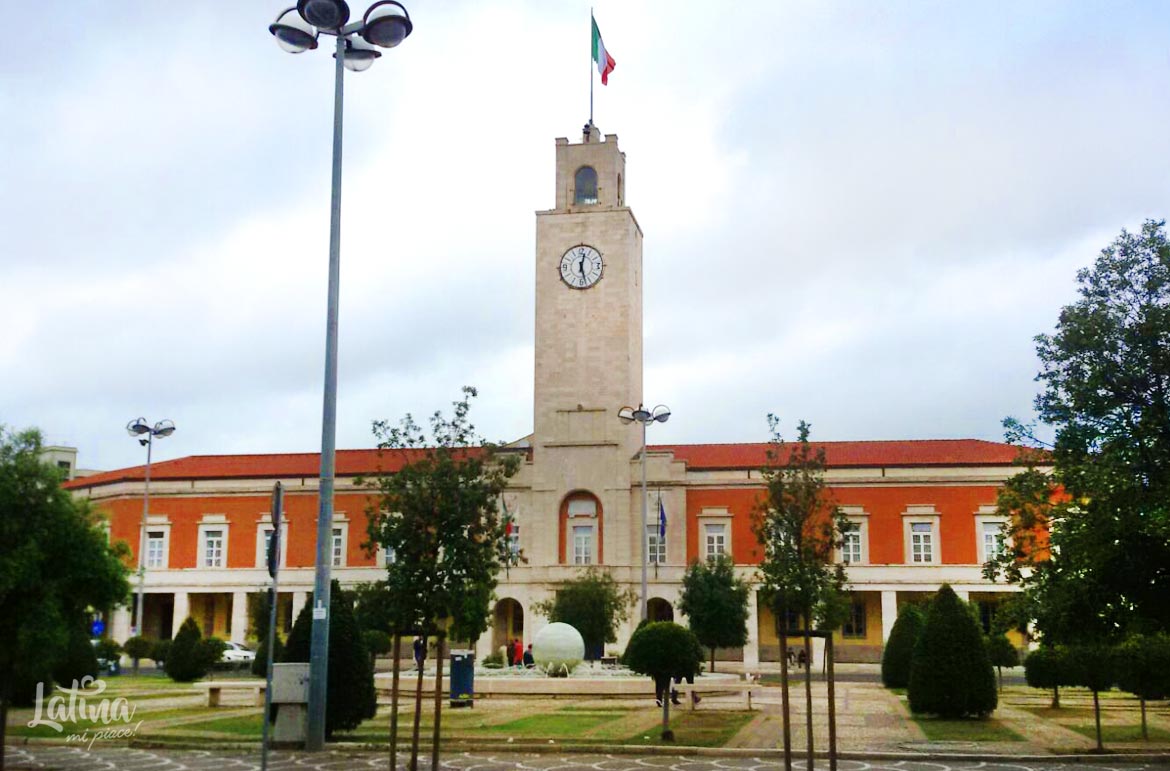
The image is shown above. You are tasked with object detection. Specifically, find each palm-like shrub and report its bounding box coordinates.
[907,585,997,718]
[881,604,924,688]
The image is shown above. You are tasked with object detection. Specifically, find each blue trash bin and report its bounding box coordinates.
[449,650,474,708]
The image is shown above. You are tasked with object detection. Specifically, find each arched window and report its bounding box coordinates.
[574,166,598,205]
[560,491,603,564]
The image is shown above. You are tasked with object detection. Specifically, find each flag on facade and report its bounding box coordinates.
[592,16,616,85]
[658,498,666,539]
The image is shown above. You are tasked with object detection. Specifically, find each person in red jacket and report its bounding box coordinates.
[513,638,523,668]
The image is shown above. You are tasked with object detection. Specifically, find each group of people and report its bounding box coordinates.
[505,637,535,668]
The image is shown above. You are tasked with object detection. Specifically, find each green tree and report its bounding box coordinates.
[622,622,704,741]
[364,388,520,770]
[752,418,849,766]
[51,625,99,685]
[533,566,636,659]
[985,633,1019,693]
[283,581,377,737]
[122,636,153,676]
[1065,644,1116,752]
[1023,646,1071,708]
[881,604,925,689]
[165,617,212,682]
[678,555,750,672]
[989,220,1170,637]
[1114,633,1170,741]
[0,427,130,768]
[907,584,997,718]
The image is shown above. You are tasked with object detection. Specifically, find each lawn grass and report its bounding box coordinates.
[618,710,754,747]
[913,717,1026,742]
[1066,723,1170,743]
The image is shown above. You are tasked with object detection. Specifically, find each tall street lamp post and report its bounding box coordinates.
[126,418,176,638]
[268,0,413,752]
[618,404,671,621]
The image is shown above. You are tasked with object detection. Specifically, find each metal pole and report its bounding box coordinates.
[134,435,153,636]
[306,31,346,752]
[639,418,648,621]
[261,482,283,771]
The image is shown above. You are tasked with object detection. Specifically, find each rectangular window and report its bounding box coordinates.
[646,525,665,564]
[146,530,166,568]
[572,525,593,565]
[842,600,867,638]
[203,529,224,568]
[704,523,727,560]
[910,522,933,563]
[841,525,862,564]
[332,527,345,567]
[982,522,1004,560]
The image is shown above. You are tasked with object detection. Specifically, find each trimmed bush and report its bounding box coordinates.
[1023,646,1071,708]
[986,633,1019,692]
[165,617,213,682]
[283,582,376,737]
[623,622,705,740]
[1066,644,1116,751]
[907,584,997,718]
[52,626,99,685]
[1115,633,1170,741]
[122,636,153,675]
[150,638,171,668]
[364,630,392,668]
[881,603,925,688]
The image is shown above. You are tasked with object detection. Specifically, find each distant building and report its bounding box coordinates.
[67,125,1036,663]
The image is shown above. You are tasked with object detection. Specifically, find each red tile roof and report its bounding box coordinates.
[65,439,1032,491]
[649,439,1028,469]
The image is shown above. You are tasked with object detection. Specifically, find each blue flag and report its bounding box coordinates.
[658,498,667,539]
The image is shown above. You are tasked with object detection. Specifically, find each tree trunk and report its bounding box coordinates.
[825,633,837,771]
[778,609,792,771]
[997,665,1003,693]
[803,621,814,771]
[410,633,427,771]
[1140,696,1147,741]
[1092,688,1103,752]
[390,634,401,771]
[430,635,445,771]
[133,657,140,676]
[661,685,673,741]
[1052,685,1060,709]
[710,647,716,674]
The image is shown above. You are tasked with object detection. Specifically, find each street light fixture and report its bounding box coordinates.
[618,403,671,621]
[126,418,175,641]
[268,0,413,752]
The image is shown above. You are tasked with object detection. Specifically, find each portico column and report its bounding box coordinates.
[172,591,190,638]
[743,588,760,671]
[292,591,309,621]
[231,591,249,643]
[954,588,970,602]
[880,590,898,643]
[112,606,133,643]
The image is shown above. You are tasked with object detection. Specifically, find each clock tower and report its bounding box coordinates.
[529,123,644,570]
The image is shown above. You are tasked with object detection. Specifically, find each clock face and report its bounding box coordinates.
[560,245,604,289]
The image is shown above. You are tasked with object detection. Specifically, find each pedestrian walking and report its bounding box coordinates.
[413,636,425,670]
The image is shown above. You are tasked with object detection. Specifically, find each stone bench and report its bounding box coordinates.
[676,680,761,710]
[195,680,266,708]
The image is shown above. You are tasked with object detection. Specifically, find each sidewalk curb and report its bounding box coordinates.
[105,737,1170,764]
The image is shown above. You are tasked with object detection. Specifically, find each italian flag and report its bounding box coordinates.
[592,17,616,85]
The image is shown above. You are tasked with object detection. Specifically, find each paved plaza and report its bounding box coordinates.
[6,747,1170,771]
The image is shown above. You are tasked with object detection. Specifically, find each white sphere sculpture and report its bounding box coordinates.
[532,622,585,676]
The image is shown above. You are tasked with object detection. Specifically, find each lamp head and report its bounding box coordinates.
[652,405,671,424]
[153,419,176,438]
[127,418,150,437]
[631,405,652,423]
[336,36,381,71]
[361,0,413,48]
[617,406,635,425]
[269,7,319,53]
[297,0,350,29]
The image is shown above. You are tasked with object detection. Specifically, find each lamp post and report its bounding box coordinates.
[618,403,671,621]
[268,0,413,752]
[126,418,175,639]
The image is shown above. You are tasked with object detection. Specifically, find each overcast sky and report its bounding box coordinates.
[3,1,1168,472]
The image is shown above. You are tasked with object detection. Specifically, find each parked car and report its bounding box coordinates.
[91,639,122,676]
[219,641,256,666]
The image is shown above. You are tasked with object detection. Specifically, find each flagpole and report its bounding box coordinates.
[589,9,594,126]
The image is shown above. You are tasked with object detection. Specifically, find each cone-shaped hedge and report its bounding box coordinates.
[283,581,376,737]
[166,617,212,682]
[907,584,997,717]
[881,603,925,688]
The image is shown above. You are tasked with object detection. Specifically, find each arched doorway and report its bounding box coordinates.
[648,597,674,622]
[492,598,524,652]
